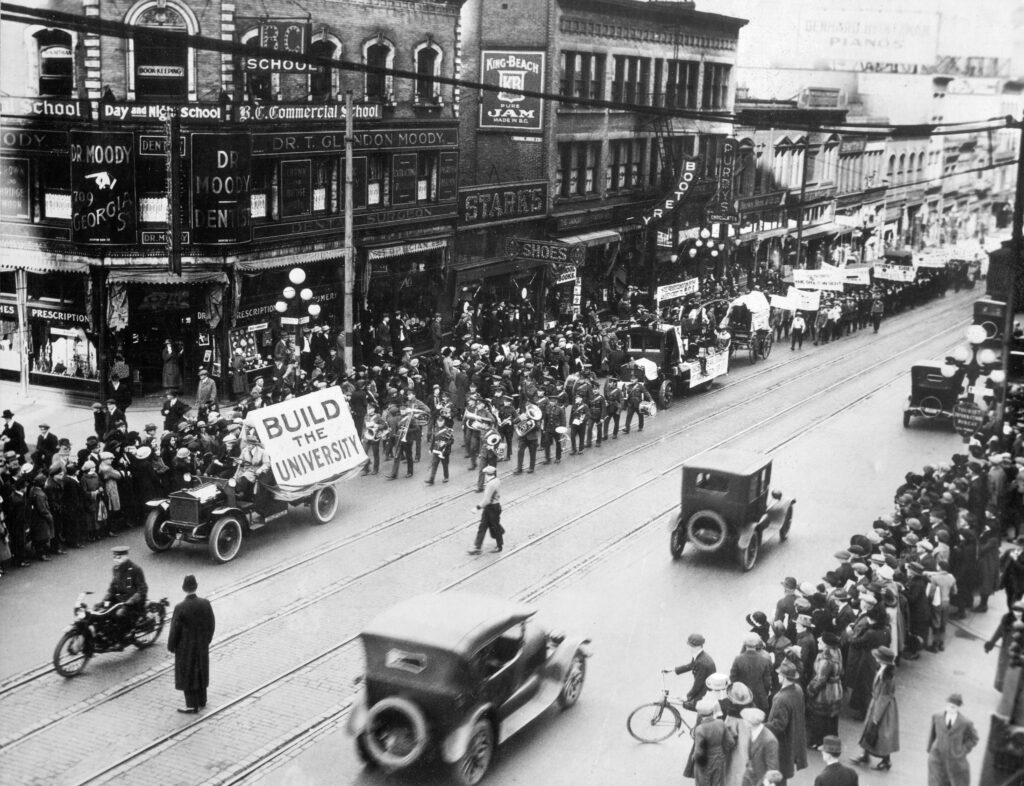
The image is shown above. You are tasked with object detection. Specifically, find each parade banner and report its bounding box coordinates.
[843,268,871,286]
[788,286,821,312]
[656,278,699,304]
[914,253,948,269]
[874,264,917,282]
[770,294,794,310]
[792,268,845,291]
[247,387,366,491]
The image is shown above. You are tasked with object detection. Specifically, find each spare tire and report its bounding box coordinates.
[685,510,729,553]
[363,695,429,769]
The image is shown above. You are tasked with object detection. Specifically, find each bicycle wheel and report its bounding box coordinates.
[627,701,682,743]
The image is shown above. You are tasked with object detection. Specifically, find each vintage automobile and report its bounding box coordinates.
[347,591,591,785]
[619,323,729,409]
[669,449,795,571]
[143,476,339,563]
[903,361,966,429]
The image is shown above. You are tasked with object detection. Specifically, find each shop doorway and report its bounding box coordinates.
[120,287,204,395]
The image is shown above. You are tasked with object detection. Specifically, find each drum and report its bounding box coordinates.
[484,430,502,448]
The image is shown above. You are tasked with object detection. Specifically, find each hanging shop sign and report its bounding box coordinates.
[706,138,738,224]
[190,132,252,244]
[241,21,314,72]
[367,239,448,261]
[504,237,585,266]
[2,158,30,220]
[247,386,367,488]
[634,155,701,228]
[873,264,917,282]
[69,130,137,245]
[478,51,545,133]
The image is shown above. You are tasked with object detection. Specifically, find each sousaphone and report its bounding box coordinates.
[514,402,543,436]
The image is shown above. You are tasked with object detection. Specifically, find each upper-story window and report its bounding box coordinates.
[611,56,650,106]
[701,63,730,110]
[35,29,74,96]
[309,36,341,102]
[364,36,395,102]
[126,0,198,101]
[241,29,274,101]
[665,60,699,109]
[560,51,604,101]
[413,41,442,104]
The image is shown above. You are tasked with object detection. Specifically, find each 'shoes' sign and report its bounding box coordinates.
[70,130,137,244]
[479,51,544,133]
[248,387,366,490]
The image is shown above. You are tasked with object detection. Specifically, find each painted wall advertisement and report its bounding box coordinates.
[70,130,137,244]
[479,50,545,133]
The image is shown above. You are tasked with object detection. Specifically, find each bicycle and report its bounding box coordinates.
[626,670,696,743]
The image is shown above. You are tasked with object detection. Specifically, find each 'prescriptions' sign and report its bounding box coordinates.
[248,387,366,489]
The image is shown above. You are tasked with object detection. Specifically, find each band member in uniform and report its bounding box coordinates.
[464,393,495,470]
[603,374,623,440]
[402,391,431,463]
[386,407,415,480]
[361,403,388,476]
[586,389,606,448]
[424,415,454,485]
[623,371,652,434]
[512,403,541,475]
[496,395,517,462]
[569,394,590,455]
[542,394,566,465]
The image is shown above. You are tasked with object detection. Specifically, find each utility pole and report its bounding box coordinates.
[996,113,1024,429]
[343,90,355,373]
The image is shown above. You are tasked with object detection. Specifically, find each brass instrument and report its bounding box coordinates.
[464,408,495,432]
[402,406,431,429]
[363,420,389,442]
[484,430,502,448]
[513,402,543,437]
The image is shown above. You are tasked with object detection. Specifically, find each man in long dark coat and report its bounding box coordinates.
[168,573,216,713]
[767,660,808,784]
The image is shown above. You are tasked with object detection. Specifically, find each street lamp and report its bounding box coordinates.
[274,267,320,343]
[941,324,1004,401]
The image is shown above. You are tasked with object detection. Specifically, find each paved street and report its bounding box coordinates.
[0,288,1001,785]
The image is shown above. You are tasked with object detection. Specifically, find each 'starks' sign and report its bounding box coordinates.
[190,132,252,244]
[458,181,548,227]
[248,387,366,490]
[70,130,137,245]
[656,278,699,303]
[479,50,545,133]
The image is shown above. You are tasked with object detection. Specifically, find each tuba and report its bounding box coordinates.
[364,420,389,443]
[465,407,495,432]
[514,402,543,437]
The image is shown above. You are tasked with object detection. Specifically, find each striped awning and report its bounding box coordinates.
[556,229,621,247]
[106,269,228,286]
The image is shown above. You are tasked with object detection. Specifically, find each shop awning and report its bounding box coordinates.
[106,269,228,286]
[232,246,342,271]
[0,247,91,274]
[454,256,548,284]
[556,229,621,247]
[799,222,852,241]
[735,226,789,244]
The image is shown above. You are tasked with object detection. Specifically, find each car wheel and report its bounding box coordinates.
[902,410,912,428]
[738,532,761,572]
[451,718,494,786]
[53,631,90,678]
[669,525,686,560]
[133,602,167,649]
[209,515,244,563]
[779,508,793,542]
[659,380,673,409]
[354,733,378,769]
[310,486,338,524]
[144,509,175,552]
[558,650,586,708]
[685,510,728,553]
[363,696,429,770]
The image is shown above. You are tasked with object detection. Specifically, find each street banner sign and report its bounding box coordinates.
[788,286,821,312]
[843,268,871,286]
[793,269,845,291]
[874,264,917,282]
[656,278,699,304]
[770,294,794,310]
[953,400,985,437]
[247,387,366,491]
[914,253,949,269]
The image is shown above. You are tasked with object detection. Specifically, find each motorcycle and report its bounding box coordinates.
[53,591,170,677]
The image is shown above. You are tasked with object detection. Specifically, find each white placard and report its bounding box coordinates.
[843,268,871,286]
[788,286,821,312]
[770,294,794,310]
[874,264,917,282]
[247,387,366,490]
[656,278,700,303]
[792,269,845,291]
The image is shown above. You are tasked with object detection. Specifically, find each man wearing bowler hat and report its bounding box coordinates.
[926,693,977,786]
[767,660,807,784]
[168,574,216,714]
[814,735,858,785]
[1,409,28,460]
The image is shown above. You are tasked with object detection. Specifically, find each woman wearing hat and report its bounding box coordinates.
[846,603,891,720]
[806,632,844,748]
[98,452,123,536]
[719,682,752,786]
[683,697,735,786]
[851,646,899,771]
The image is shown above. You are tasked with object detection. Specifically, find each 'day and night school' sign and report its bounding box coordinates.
[248,387,366,491]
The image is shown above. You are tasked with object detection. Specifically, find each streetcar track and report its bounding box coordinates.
[0,296,972,761]
[71,303,971,785]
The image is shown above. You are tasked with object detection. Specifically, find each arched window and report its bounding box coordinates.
[126,0,198,101]
[34,29,74,96]
[886,154,896,182]
[363,35,395,102]
[897,153,906,182]
[413,40,442,104]
[240,28,274,101]
[737,138,756,196]
[773,136,792,190]
[917,150,925,177]
[309,35,340,102]
[907,153,916,183]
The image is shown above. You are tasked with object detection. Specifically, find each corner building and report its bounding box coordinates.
[0,0,464,397]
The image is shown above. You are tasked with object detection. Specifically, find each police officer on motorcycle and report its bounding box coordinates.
[102,545,148,642]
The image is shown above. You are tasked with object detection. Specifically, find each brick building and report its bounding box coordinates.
[1,0,465,397]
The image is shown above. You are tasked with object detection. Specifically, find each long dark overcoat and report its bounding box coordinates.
[168,594,216,692]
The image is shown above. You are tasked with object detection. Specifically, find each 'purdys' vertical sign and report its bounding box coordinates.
[70,130,137,244]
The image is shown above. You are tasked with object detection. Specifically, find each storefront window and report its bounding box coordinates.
[417,152,438,202]
[367,153,387,206]
[37,155,71,222]
[251,159,278,221]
